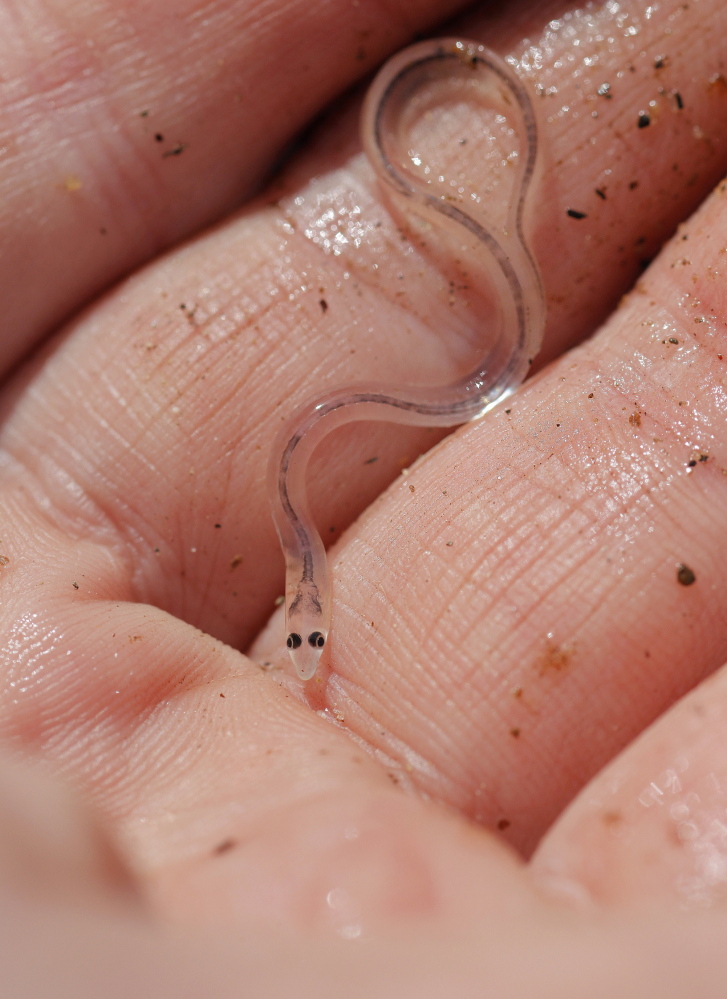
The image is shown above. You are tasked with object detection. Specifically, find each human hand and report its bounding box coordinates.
[2,0,727,995]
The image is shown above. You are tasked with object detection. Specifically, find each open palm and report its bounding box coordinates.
[3,0,727,995]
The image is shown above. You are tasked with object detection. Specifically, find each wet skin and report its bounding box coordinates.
[3,0,727,996]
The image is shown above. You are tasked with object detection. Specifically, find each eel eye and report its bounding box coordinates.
[287,633,302,649]
[308,632,325,648]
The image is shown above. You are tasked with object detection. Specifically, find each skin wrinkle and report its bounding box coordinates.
[489,0,727,359]
[0,8,175,254]
[361,414,637,675]
[530,661,727,909]
[0,446,131,572]
[0,0,473,375]
[2,309,269,629]
[280,169,490,370]
[16,422,163,547]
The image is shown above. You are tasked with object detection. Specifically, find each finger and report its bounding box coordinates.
[530,658,727,909]
[0,507,529,930]
[6,876,727,999]
[0,0,466,373]
[463,0,727,364]
[4,0,727,659]
[5,660,727,999]
[0,754,135,905]
[278,150,727,855]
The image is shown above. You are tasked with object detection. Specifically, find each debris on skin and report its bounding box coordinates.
[537,639,574,676]
[274,595,284,606]
[319,298,328,313]
[258,661,281,673]
[0,555,9,567]
[162,142,188,158]
[230,554,243,571]
[213,838,237,856]
[687,451,709,468]
[629,411,642,427]
[677,564,696,586]
[595,187,607,200]
[637,112,651,128]
[567,208,587,219]
[597,82,612,98]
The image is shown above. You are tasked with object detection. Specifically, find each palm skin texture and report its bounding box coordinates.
[2,0,727,995]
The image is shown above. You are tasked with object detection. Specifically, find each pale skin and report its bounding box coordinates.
[3,0,727,996]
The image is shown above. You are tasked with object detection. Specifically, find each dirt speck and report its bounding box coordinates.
[230,554,244,571]
[213,838,237,856]
[677,564,696,586]
[629,411,642,427]
[162,142,188,158]
[537,640,575,676]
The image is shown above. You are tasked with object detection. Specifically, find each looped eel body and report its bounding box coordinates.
[269,38,546,680]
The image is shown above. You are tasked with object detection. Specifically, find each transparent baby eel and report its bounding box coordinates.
[269,38,546,681]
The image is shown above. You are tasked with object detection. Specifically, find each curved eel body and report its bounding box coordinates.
[269,38,546,680]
